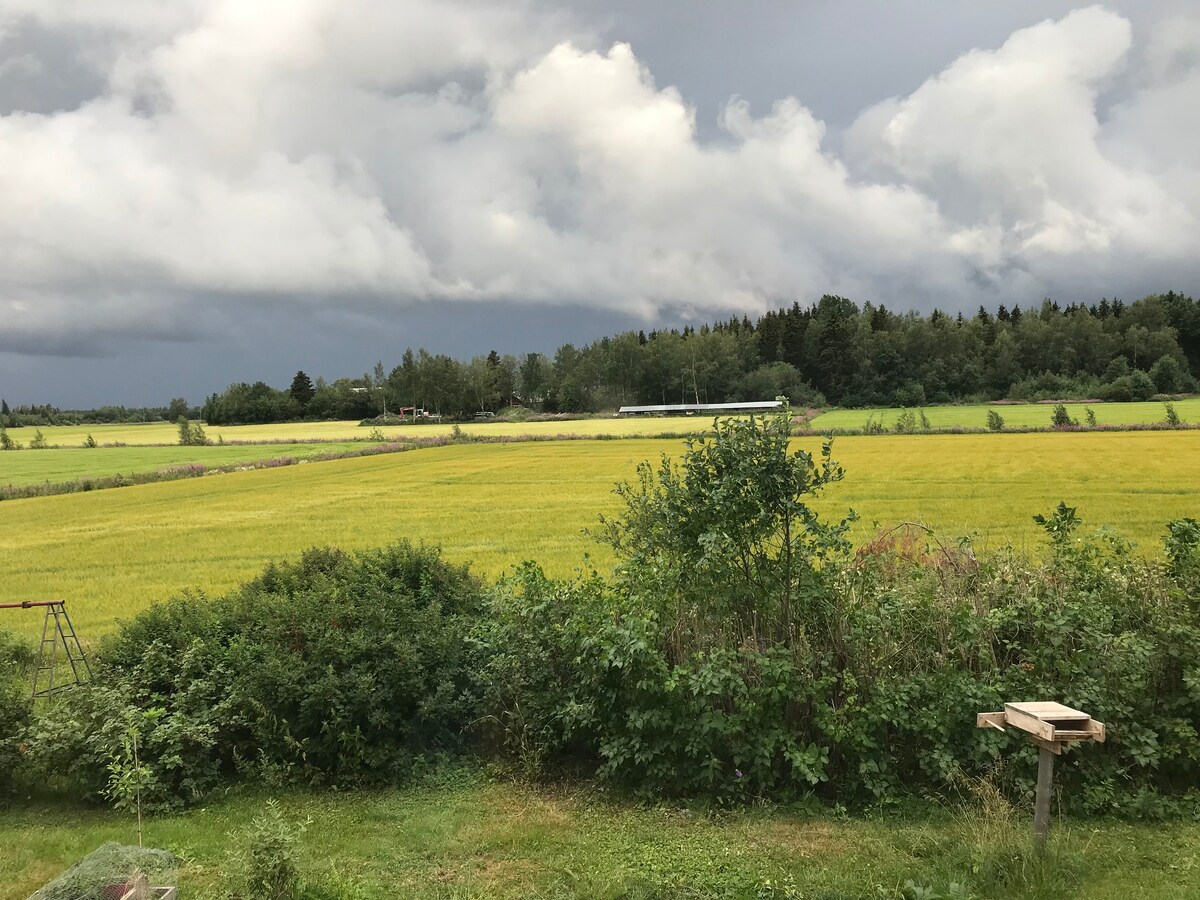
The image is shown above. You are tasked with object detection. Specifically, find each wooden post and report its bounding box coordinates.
[1033,745,1054,853]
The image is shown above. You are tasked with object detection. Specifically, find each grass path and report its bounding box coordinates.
[2,431,1198,639]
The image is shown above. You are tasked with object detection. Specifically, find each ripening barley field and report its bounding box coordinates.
[26,415,720,447]
[2,430,1198,640]
[809,397,1200,430]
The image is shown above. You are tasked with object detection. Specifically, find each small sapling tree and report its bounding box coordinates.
[1051,404,1077,427]
[1085,407,1097,426]
[177,416,209,446]
[597,402,855,647]
[1164,402,1182,427]
[1,426,23,450]
[29,429,48,449]
[986,409,1005,432]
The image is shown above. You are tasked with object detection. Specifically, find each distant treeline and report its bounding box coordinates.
[6,291,1199,426]
[202,291,1200,424]
[0,398,199,428]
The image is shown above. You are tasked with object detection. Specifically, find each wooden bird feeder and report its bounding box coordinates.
[976,702,1106,851]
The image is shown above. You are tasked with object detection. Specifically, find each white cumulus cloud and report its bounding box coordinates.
[0,1,1197,355]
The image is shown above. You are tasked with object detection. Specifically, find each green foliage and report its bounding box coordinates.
[29,428,48,449]
[0,630,33,800]
[894,410,918,434]
[26,542,487,810]
[1085,407,1097,426]
[1032,501,1082,549]
[166,397,190,421]
[478,409,1200,812]
[1150,355,1192,394]
[233,799,308,900]
[1049,404,1077,427]
[83,433,98,448]
[1,425,22,450]
[177,416,209,446]
[985,410,1004,432]
[1164,402,1182,427]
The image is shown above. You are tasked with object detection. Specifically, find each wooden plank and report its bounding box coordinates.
[1050,729,1094,740]
[1007,701,1089,721]
[1003,704,1057,740]
[1030,735,1063,755]
[976,711,1007,732]
[1088,720,1106,743]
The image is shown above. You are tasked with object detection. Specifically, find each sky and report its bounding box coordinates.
[0,1,1197,407]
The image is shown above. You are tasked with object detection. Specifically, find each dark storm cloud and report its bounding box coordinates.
[0,2,1198,405]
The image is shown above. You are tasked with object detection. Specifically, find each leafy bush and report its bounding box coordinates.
[0,426,21,450]
[894,409,918,434]
[477,407,1200,812]
[1101,370,1157,403]
[27,542,486,809]
[1050,403,1077,427]
[986,410,1004,432]
[1164,402,1183,427]
[176,416,209,446]
[238,800,307,900]
[0,630,33,799]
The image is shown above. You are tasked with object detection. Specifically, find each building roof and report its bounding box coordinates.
[617,401,783,415]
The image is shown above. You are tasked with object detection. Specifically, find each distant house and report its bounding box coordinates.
[617,401,783,417]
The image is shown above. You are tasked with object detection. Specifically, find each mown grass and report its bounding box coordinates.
[2,431,1198,640]
[3,774,1199,900]
[0,442,371,487]
[810,398,1200,430]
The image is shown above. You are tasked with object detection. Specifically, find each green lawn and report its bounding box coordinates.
[0,442,372,488]
[2,431,1198,640]
[809,398,1200,430]
[3,775,1198,900]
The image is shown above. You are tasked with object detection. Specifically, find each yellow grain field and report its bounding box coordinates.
[26,416,721,448]
[1,431,1197,639]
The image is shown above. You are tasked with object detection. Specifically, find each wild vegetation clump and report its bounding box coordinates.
[474,407,1200,812]
[21,542,486,810]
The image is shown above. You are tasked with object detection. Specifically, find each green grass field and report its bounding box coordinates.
[2,431,1197,640]
[3,776,1198,900]
[809,398,1200,430]
[0,441,373,488]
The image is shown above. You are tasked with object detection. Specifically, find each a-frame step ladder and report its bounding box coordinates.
[0,600,92,698]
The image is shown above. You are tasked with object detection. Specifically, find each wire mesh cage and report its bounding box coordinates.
[26,842,177,900]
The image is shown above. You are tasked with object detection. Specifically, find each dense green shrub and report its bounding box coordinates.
[0,630,33,799]
[27,542,486,809]
[476,408,1200,812]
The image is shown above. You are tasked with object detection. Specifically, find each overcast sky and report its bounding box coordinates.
[0,1,1197,407]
